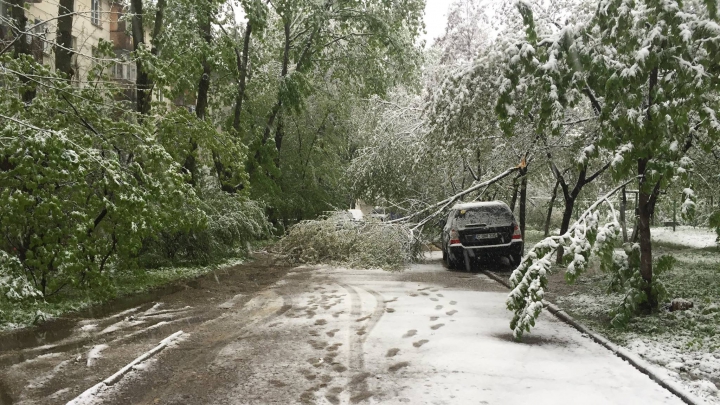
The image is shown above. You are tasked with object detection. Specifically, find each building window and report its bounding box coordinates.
[91,0,101,26]
[113,62,125,79]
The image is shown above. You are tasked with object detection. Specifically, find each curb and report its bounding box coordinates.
[480,270,703,405]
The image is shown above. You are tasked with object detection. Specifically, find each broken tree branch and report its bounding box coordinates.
[387,166,520,228]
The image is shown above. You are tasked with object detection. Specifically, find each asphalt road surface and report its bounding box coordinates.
[1,252,685,405]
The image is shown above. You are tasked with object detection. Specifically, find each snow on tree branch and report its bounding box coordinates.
[507,179,634,339]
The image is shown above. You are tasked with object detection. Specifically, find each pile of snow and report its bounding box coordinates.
[652,226,718,249]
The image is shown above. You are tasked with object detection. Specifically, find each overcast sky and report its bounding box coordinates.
[421,0,452,47]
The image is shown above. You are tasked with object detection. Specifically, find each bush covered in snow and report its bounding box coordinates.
[277,212,422,270]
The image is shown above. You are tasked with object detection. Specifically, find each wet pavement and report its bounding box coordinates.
[0,253,686,405]
[0,254,290,404]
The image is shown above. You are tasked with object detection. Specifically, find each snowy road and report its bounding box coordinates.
[1,253,686,404]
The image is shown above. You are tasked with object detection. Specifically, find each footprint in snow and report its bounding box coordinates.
[402,330,417,338]
[446,310,458,316]
[430,324,444,330]
[413,339,429,348]
[435,305,443,310]
[389,361,410,372]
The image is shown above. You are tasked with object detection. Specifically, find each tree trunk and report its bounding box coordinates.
[556,196,575,264]
[130,0,151,115]
[11,0,37,101]
[196,63,211,120]
[620,186,628,242]
[637,158,659,310]
[195,1,213,120]
[544,179,560,237]
[183,1,212,186]
[261,19,290,146]
[637,187,655,309]
[274,110,284,167]
[10,0,30,58]
[55,0,74,78]
[150,0,167,56]
[519,168,528,241]
[509,180,520,213]
[232,21,252,132]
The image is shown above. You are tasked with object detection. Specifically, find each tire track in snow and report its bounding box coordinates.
[336,282,386,402]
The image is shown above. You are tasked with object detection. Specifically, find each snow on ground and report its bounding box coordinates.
[66,331,186,405]
[100,318,145,334]
[86,344,109,367]
[320,265,687,404]
[556,292,720,404]
[26,359,71,389]
[652,226,718,249]
[556,292,623,317]
[218,294,245,309]
[628,339,720,402]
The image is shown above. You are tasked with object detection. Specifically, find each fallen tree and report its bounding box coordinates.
[278,212,422,270]
[389,165,521,230]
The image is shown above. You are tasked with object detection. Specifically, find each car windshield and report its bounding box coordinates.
[454,206,513,228]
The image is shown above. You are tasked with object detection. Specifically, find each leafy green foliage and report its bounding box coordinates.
[0,54,196,299]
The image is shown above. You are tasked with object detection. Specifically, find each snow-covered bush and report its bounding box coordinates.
[278,212,422,270]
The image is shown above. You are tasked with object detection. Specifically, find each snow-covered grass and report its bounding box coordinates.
[0,256,245,331]
[547,231,720,403]
[652,226,719,249]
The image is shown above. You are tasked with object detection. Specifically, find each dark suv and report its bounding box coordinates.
[441,201,523,270]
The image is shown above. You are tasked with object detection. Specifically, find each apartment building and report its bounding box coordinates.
[0,0,156,103]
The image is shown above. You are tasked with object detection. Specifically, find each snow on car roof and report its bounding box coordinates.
[451,201,510,210]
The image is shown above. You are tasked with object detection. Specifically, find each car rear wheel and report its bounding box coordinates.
[445,250,463,270]
[508,253,521,267]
